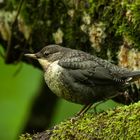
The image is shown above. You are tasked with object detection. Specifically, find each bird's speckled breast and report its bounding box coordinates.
[44,61,72,100]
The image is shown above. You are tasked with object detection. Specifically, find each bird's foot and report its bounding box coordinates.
[70,113,84,123]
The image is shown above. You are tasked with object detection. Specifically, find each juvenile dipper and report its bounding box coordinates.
[25,45,140,115]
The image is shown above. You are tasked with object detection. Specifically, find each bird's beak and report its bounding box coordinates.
[24,53,37,59]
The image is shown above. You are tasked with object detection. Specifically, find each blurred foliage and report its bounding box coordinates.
[0,46,42,140]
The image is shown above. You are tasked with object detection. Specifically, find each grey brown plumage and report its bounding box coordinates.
[25,45,140,114]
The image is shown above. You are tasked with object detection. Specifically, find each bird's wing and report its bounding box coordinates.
[58,51,121,85]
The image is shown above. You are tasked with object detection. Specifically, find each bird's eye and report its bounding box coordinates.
[44,51,49,56]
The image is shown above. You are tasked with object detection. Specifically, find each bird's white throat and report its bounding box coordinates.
[38,58,51,70]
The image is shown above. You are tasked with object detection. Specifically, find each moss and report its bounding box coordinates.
[2,0,140,56]
[3,0,140,57]
[49,102,140,140]
[19,133,32,140]
[20,102,140,139]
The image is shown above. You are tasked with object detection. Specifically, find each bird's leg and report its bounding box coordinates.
[91,100,106,114]
[71,101,107,123]
[76,103,93,116]
[70,103,93,123]
[76,100,106,117]
[123,91,134,104]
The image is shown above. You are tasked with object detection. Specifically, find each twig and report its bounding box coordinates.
[5,0,25,63]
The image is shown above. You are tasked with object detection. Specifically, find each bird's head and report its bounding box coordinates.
[25,44,67,70]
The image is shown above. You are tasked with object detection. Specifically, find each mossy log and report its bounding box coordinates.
[20,101,140,140]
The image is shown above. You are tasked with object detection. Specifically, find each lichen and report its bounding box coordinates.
[2,0,140,55]
[118,43,140,70]
[88,22,106,52]
[0,11,16,41]
[52,28,64,44]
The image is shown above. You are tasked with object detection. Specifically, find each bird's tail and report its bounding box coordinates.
[123,71,140,82]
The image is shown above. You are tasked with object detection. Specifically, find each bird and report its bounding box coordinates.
[25,44,140,115]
